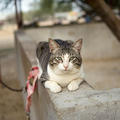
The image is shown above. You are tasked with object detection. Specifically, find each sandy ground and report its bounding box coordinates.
[0,25,26,120]
[0,24,16,50]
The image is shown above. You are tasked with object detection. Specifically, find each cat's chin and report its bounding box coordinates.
[53,69,70,75]
[63,70,80,75]
[57,69,76,75]
[62,70,71,73]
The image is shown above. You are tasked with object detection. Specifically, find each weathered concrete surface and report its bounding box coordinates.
[25,23,120,90]
[15,23,120,120]
[38,81,120,120]
[49,87,120,120]
[84,59,120,89]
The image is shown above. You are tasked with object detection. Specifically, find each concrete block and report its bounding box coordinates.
[15,24,120,120]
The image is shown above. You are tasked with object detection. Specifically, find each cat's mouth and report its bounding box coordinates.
[63,69,70,72]
[64,69,69,71]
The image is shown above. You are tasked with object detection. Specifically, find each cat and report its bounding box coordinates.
[36,38,85,93]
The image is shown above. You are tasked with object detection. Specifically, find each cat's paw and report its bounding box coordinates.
[44,81,62,93]
[67,81,79,91]
[50,85,62,93]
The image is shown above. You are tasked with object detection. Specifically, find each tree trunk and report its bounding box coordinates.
[14,0,19,28]
[19,0,23,28]
[86,0,120,42]
[14,0,23,29]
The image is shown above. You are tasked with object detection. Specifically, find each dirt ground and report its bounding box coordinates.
[0,25,26,120]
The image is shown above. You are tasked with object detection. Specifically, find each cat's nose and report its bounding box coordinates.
[63,65,68,70]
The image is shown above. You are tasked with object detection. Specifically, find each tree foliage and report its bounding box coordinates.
[55,1,72,12]
[24,0,72,20]
[57,0,120,12]
[30,0,72,15]
[40,0,54,15]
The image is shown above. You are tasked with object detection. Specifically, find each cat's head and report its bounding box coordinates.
[48,38,83,75]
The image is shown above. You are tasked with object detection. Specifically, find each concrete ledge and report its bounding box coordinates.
[15,27,120,120]
[48,88,120,120]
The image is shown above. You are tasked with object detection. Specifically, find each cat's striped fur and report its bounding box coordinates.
[36,38,85,93]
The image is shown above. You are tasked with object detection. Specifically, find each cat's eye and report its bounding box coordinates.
[56,57,62,61]
[69,57,76,61]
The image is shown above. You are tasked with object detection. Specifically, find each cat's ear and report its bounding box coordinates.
[72,38,83,53]
[49,38,60,53]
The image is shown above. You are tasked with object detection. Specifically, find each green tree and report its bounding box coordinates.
[30,0,72,17]
[30,0,54,16]
[40,0,54,15]
[55,1,72,12]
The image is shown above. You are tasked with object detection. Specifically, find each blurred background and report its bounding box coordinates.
[0,0,120,120]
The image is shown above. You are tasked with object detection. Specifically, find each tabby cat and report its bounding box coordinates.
[36,38,85,93]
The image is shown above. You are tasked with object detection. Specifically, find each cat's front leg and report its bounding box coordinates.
[67,78,83,91]
[44,81,62,93]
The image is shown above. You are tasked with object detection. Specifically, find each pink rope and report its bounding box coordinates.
[26,67,39,113]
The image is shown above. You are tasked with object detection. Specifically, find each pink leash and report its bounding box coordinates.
[25,66,39,114]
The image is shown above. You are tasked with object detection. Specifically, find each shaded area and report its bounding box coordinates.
[0,53,26,120]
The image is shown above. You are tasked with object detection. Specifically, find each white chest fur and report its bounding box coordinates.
[47,64,85,87]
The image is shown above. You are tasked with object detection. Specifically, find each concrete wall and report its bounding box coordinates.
[15,23,120,120]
